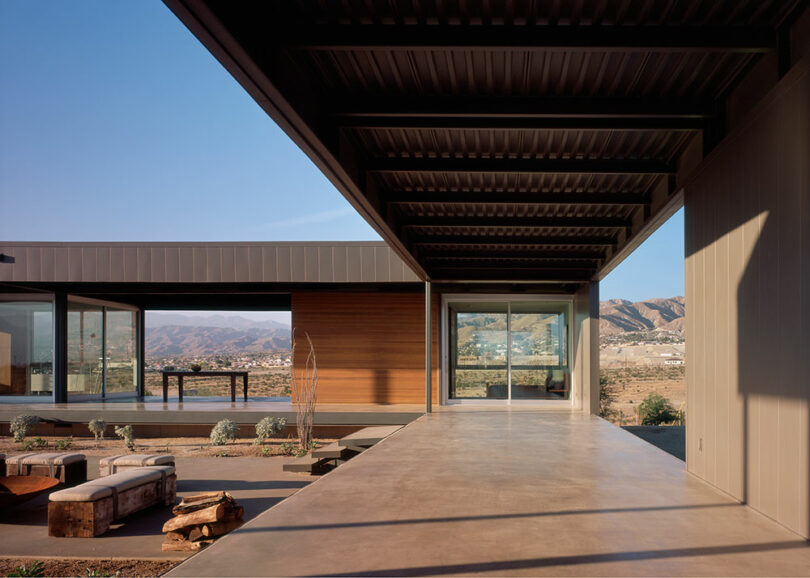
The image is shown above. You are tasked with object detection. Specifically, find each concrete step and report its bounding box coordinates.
[282,456,322,473]
[338,425,403,448]
[311,442,352,460]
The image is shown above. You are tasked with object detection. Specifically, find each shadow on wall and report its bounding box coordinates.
[374,369,390,405]
[684,59,809,539]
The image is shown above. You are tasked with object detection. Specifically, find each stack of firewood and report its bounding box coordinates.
[162,491,244,551]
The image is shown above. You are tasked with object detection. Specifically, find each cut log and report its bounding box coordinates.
[226,505,243,520]
[172,492,235,515]
[163,504,225,532]
[162,539,214,552]
[201,519,243,537]
[180,491,227,504]
[187,527,205,542]
[165,530,188,542]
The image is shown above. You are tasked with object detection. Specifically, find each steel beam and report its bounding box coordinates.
[286,25,775,53]
[368,157,675,176]
[386,191,648,206]
[402,215,630,229]
[411,234,617,247]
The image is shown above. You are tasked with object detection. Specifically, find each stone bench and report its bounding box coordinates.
[99,454,175,476]
[6,453,87,486]
[48,465,177,537]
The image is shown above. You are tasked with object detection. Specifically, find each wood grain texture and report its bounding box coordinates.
[291,292,439,404]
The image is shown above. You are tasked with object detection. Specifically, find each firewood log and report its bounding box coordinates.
[165,530,189,542]
[163,504,225,533]
[187,527,205,542]
[162,539,214,552]
[201,519,244,537]
[172,492,235,515]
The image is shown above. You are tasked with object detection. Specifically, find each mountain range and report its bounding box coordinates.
[144,299,686,357]
[599,296,685,335]
[145,313,290,357]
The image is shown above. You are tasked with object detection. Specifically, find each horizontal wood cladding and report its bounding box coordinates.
[291,292,438,404]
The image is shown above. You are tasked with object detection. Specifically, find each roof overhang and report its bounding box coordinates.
[164,0,804,286]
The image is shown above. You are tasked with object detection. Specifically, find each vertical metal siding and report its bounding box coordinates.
[684,59,809,539]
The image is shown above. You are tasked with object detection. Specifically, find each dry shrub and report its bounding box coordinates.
[291,330,318,450]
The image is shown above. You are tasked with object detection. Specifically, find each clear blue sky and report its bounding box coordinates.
[0,0,683,302]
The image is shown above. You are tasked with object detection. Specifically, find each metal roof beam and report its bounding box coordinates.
[338,116,705,131]
[428,267,595,282]
[411,234,616,247]
[418,247,607,260]
[370,157,674,175]
[337,96,713,119]
[386,191,648,206]
[402,215,629,229]
[286,26,775,53]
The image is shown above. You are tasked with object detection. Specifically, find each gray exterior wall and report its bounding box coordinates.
[573,282,600,415]
[0,242,420,284]
[685,57,809,538]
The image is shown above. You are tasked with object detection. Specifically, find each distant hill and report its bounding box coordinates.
[145,313,290,357]
[599,296,685,335]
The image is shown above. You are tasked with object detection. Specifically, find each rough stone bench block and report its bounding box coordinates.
[6,453,87,486]
[48,465,177,537]
[99,454,175,476]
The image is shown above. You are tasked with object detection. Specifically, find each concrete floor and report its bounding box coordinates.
[0,455,311,560]
[622,426,685,461]
[168,411,810,577]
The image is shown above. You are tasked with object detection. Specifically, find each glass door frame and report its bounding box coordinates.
[440,293,575,407]
[66,295,140,401]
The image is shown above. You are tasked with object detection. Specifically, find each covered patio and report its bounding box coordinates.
[167,410,810,577]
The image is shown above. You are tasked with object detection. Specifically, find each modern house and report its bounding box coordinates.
[1,0,808,543]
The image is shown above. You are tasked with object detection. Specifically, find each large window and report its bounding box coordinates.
[449,300,570,401]
[0,299,53,397]
[68,298,138,399]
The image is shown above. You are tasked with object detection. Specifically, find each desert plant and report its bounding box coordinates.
[639,392,678,425]
[21,440,35,451]
[114,425,136,451]
[8,561,44,577]
[88,418,107,442]
[253,416,286,445]
[260,446,272,457]
[291,330,318,450]
[10,414,39,443]
[55,437,73,450]
[210,419,239,446]
[32,436,47,448]
[598,373,619,422]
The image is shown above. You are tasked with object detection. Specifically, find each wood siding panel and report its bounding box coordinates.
[684,59,809,539]
[291,292,438,404]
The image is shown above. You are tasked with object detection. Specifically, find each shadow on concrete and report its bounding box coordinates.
[236,502,739,533]
[320,540,810,577]
[178,479,310,492]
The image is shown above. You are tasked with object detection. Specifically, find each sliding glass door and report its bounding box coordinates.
[449,300,570,401]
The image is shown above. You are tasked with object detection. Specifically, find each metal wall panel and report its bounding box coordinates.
[0,242,420,284]
[684,58,809,539]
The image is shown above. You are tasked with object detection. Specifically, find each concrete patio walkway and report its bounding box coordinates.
[168,411,810,577]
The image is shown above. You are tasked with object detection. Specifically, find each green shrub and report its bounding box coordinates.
[32,437,48,448]
[55,437,73,450]
[8,560,44,577]
[114,425,136,451]
[639,393,678,425]
[10,415,39,443]
[210,419,239,446]
[88,418,107,442]
[21,440,35,451]
[253,416,286,445]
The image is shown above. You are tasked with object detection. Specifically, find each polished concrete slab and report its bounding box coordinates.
[168,411,810,577]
